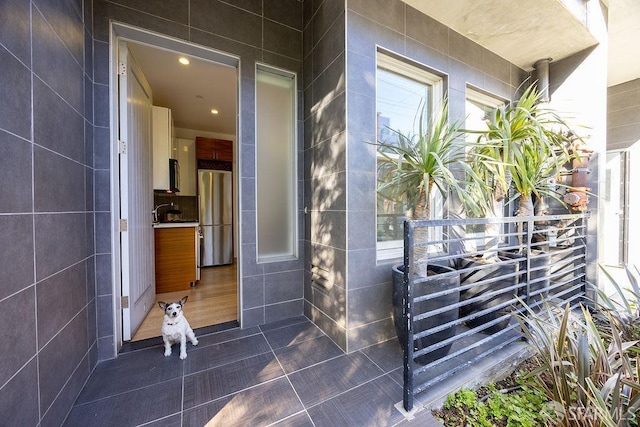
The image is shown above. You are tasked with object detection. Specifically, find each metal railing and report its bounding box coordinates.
[400,213,589,411]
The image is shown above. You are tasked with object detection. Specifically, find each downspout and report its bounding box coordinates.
[533,58,552,103]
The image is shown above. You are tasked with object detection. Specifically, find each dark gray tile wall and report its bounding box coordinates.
[343,0,526,351]
[0,0,97,425]
[91,0,305,342]
[301,0,528,353]
[302,0,349,350]
[608,79,640,151]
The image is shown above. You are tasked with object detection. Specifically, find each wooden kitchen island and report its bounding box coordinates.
[153,222,199,293]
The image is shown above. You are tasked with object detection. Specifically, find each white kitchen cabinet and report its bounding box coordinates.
[176,138,196,196]
[152,106,177,191]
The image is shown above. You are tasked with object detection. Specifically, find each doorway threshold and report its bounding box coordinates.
[119,320,240,354]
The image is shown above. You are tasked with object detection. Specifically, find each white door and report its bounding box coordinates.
[118,41,156,340]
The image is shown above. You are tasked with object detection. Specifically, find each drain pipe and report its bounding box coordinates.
[533,58,552,103]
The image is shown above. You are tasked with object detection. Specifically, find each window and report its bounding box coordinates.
[465,87,505,133]
[256,65,298,262]
[376,52,444,261]
[465,87,507,250]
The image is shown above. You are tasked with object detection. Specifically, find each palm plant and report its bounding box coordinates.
[377,98,484,275]
[377,98,477,220]
[469,84,579,251]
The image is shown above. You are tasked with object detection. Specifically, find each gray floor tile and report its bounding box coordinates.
[396,408,445,426]
[288,352,384,407]
[64,379,182,427]
[306,375,406,427]
[140,414,182,427]
[183,352,284,409]
[360,338,403,373]
[262,320,325,349]
[259,315,310,332]
[75,347,183,404]
[184,333,271,375]
[182,377,304,426]
[274,334,344,373]
[193,325,261,348]
[270,411,314,426]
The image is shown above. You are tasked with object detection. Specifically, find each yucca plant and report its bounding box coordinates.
[516,298,640,426]
[476,84,576,216]
[377,98,485,274]
[469,84,580,251]
[377,98,483,221]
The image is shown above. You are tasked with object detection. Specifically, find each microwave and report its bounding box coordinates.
[169,158,180,193]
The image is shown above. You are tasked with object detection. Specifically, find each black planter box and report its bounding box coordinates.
[392,264,460,365]
[458,257,520,334]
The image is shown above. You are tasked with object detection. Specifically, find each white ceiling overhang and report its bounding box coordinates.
[402,0,599,71]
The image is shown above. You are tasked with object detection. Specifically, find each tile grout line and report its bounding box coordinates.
[263,328,317,426]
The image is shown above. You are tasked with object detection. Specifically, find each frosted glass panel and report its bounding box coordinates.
[256,67,297,261]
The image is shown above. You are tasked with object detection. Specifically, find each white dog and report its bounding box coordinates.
[158,296,198,359]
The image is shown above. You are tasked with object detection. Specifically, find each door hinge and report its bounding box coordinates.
[118,62,127,76]
[119,218,128,232]
[118,140,127,154]
[122,296,129,309]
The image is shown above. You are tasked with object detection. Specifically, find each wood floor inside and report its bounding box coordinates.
[132,263,238,341]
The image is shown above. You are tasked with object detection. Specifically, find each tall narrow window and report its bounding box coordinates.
[465,87,507,249]
[256,66,297,262]
[376,52,443,261]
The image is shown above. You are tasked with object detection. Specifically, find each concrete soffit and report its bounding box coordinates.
[402,0,598,72]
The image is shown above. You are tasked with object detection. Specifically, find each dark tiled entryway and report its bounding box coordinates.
[64,317,443,426]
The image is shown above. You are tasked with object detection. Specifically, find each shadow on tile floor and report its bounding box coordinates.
[63,316,444,426]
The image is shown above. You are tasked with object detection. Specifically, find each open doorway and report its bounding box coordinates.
[113,28,240,344]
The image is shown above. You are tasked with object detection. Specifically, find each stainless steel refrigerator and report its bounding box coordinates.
[198,169,233,266]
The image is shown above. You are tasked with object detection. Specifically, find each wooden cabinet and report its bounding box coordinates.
[154,226,197,293]
[176,138,196,196]
[152,106,177,190]
[196,137,233,162]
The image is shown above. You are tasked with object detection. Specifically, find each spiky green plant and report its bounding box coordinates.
[516,299,640,426]
[472,84,577,218]
[377,98,484,221]
[377,99,487,274]
[595,264,640,357]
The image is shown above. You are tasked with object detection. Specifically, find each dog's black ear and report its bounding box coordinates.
[158,301,167,310]
[180,296,188,305]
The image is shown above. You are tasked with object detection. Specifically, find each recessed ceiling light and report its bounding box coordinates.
[210,109,219,115]
[178,57,190,65]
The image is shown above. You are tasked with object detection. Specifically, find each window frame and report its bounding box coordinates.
[255,63,299,263]
[464,86,509,250]
[375,51,445,262]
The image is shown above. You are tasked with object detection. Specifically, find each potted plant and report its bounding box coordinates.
[377,98,477,363]
[460,84,580,332]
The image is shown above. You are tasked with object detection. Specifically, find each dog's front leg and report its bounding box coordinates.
[163,337,172,357]
[179,335,187,359]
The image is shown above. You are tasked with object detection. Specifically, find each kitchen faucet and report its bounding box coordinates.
[152,203,173,223]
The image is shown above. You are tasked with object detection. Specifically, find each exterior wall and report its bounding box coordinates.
[343,0,527,352]
[302,0,349,350]
[608,79,640,151]
[0,1,97,425]
[607,78,640,264]
[548,0,608,289]
[92,0,305,356]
